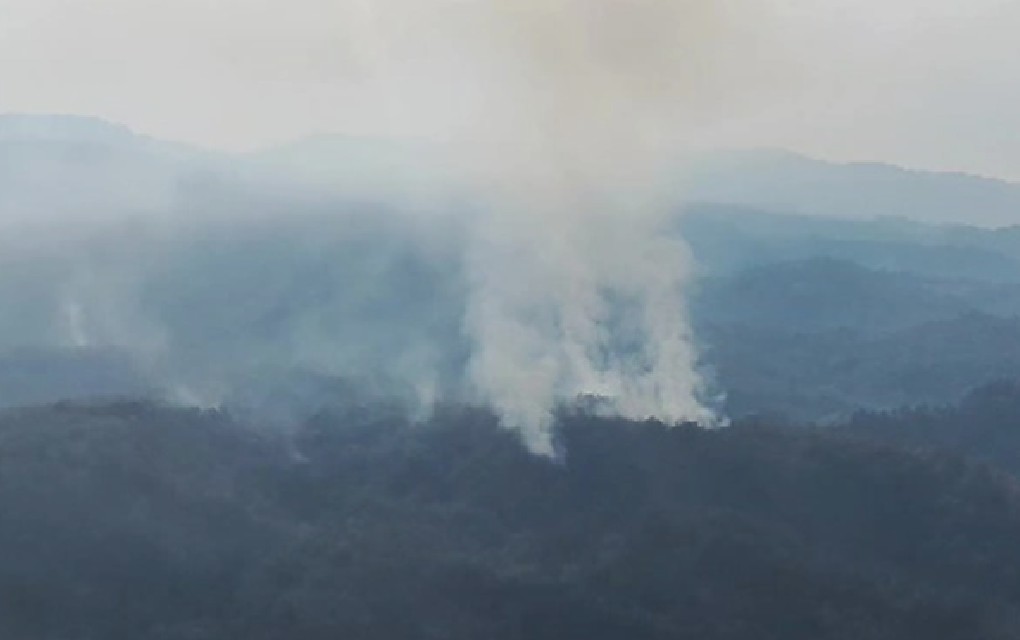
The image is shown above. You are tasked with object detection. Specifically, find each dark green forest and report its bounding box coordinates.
[4,393,1020,639]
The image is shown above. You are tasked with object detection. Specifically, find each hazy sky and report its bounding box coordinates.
[2,0,1020,179]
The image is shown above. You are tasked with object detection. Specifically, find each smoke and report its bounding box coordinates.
[0,0,820,455]
[345,0,771,454]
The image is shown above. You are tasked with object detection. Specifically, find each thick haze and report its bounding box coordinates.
[3,0,1020,453]
[3,0,1020,179]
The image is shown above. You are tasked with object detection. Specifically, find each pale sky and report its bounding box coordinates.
[2,0,1020,179]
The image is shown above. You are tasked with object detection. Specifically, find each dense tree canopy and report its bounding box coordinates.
[3,398,1020,639]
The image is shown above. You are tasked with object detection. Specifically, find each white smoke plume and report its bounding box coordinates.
[344,0,779,454]
[0,0,825,455]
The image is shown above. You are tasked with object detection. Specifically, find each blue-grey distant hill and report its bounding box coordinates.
[679,204,1020,280]
[0,114,216,221]
[6,114,1020,226]
[683,148,1020,227]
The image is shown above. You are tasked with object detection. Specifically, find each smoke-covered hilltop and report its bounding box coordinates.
[0,99,719,456]
[7,115,1020,434]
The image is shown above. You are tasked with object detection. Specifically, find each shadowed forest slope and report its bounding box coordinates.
[4,400,1020,639]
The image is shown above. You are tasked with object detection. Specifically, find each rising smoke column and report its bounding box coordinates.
[348,0,773,454]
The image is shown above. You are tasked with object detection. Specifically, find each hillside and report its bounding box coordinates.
[683,149,1020,227]
[4,400,1020,639]
[5,203,1020,423]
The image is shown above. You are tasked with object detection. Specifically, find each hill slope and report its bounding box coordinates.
[4,401,1020,639]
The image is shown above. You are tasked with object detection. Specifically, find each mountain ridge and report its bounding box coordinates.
[6,113,1020,227]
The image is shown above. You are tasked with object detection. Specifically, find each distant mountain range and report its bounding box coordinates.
[679,205,1020,279]
[0,115,215,222]
[4,114,1020,227]
[683,148,1020,227]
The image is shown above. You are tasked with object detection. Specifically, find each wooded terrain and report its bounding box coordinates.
[4,396,1020,639]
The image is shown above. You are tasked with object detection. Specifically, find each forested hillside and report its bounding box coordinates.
[684,208,1020,421]
[4,399,1020,639]
[4,205,1020,425]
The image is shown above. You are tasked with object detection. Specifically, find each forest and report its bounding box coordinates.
[5,392,1020,639]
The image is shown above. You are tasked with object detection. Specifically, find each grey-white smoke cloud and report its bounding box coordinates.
[344,0,782,454]
[0,0,846,456]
